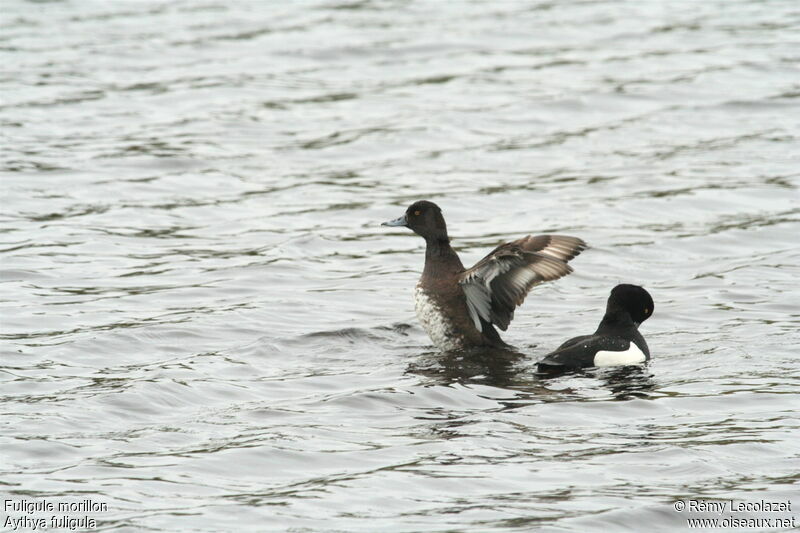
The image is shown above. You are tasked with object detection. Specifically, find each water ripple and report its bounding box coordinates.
[1,0,798,531]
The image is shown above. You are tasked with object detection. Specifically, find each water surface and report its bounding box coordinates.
[2,1,799,531]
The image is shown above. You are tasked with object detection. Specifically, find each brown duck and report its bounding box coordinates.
[382,200,586,351]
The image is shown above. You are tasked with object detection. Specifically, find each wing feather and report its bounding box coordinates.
[459,235,585,332]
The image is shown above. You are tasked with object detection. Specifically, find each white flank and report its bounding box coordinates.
[593,343,646,367]
[414,286,464,351]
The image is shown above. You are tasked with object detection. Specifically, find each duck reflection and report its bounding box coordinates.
[406,346,524,388]
[592,365,656,400]
[406,346,657,403]
[536,364,657,401]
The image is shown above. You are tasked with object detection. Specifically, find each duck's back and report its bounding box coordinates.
[537,331,649,372]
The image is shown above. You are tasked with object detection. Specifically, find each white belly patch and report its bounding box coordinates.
[414,287,464,351]
[593,343,646,367]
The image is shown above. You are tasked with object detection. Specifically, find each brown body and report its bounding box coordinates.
[414,237,497,350]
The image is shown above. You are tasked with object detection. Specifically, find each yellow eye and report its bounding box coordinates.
[414,210,421,216]
[644,308,649,314]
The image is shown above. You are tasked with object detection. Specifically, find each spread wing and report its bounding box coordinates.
[459,235,586,332]
[513,234,586,262]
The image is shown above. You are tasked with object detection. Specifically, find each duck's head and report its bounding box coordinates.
[607,284,654,326]
[382,200,449,241]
